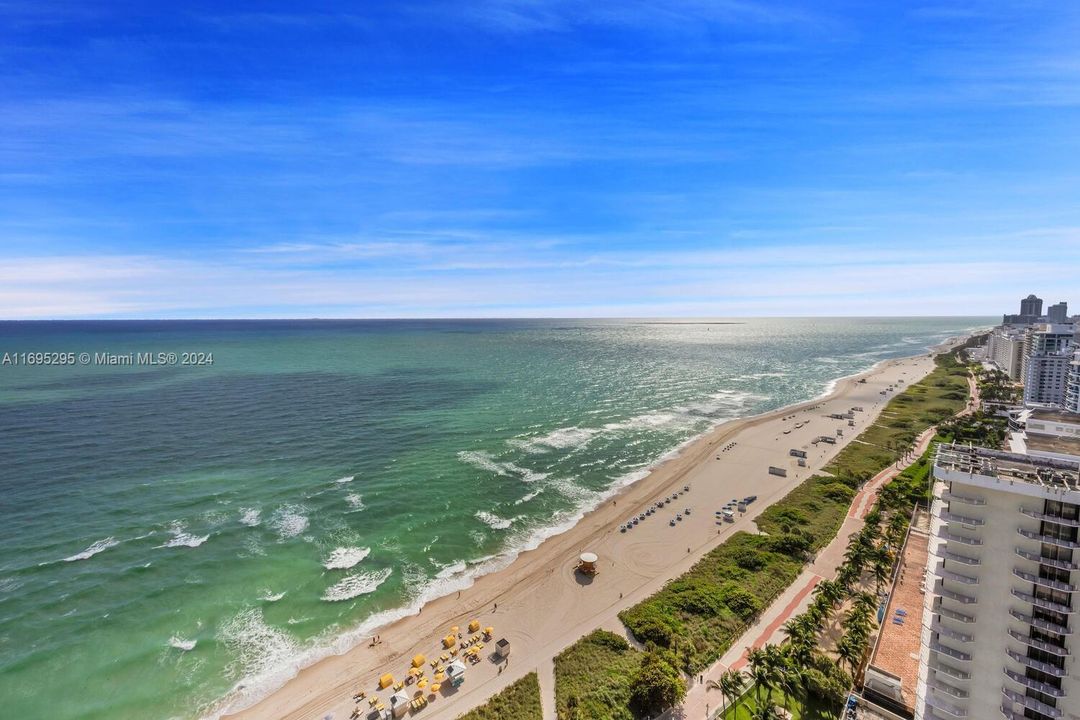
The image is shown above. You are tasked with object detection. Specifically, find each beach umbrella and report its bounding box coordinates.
[468,619,480,633]
[450,626,459,634]
[434,672,445,682]
[430,683,441,693]
[417,679,428,689]
[484,626,494,635]
[408,667,420,676]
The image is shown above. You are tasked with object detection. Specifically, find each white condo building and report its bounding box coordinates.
[988,328,1028,380]
[1066,351,1080,415]
[916,444,1080,720]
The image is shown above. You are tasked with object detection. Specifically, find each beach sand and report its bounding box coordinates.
[222,346,956,720]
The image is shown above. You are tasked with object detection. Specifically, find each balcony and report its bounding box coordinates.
[940,530,983,546]
[1012,568,1078,593]
[940,587,978,605]
[943,491,986,506]
[1015,547,1080,571]
[1003,667,1066,698]
[933,623,974,643]
[925,692,968,718]
[1005,648,1067,677]
[1001,687,1063,718]
[937,566,979,585]
[1011,588,1076,614]
[929,640,972,662]
[930,679,970,699]
[938,549,981,566]
[933,662,971,681]
[940,510,985,527]
[1020,507,1080,528]
[1018,528,1080,550]
[936,606,976,624]
[1009,609,1073,635]
[1007,628,1070,656]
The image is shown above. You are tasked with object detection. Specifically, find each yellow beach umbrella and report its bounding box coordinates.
[450,626,459,634]
[418,679,428,689]
[434,672,446,682]
[484,626,494,635]
[468,619,480,633]
[408,667,420,677]
[430,683,441,693]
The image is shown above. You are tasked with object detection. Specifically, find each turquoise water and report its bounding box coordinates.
[0,318,986,719]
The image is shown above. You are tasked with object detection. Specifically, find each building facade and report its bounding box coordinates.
[1068,351,1080,415]
[1049,302,1070,325]
[916,445,1080,720]
[1021,294,1045,319]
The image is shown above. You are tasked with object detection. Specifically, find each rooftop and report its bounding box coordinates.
[868,517,930,714]
[935,443,1080,492]
[1028,408,1080,426]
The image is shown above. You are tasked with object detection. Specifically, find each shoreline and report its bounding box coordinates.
[218,338,968,720]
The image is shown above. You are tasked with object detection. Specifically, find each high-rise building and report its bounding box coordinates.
[917,444,1080,720]
[1020,294,1044,318]
[1048,302,1069,324]
[1066,350,1080,415]
[1020,324,1075,394]
[987,327,1027,380]
[1024,349,1074,407]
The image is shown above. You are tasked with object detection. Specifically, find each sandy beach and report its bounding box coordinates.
[223,345,957,720]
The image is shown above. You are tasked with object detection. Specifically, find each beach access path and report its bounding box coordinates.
[223,347,960,720]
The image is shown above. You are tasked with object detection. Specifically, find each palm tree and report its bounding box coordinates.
[708,669,746,718]
[812,579,843,610]
[747,647,781,709]
[836,632,865,678]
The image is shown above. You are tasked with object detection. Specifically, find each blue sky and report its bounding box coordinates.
[1,1,1078,318]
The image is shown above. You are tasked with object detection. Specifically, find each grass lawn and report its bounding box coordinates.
[718,686,840,720]
[457,671,543,720]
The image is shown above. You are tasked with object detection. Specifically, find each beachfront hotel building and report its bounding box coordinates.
[1066,351,1080,415]
[915,443,1080,720]
[988,328,1028,380]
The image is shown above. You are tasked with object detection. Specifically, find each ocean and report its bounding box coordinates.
[0,318,987,719]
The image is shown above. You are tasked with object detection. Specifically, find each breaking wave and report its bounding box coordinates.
[63,537,120,562]
[322,546,371,570]
[321,568,393,602]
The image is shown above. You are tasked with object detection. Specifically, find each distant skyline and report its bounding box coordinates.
[2,1,1079,319]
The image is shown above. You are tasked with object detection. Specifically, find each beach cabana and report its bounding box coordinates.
[468,619,480,633]
[442,634,456,648]
[411,654,425,668]
[389,691,410,718]
[378,673,394,689]
[445,659,467,687]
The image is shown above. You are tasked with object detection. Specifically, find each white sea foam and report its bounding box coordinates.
[321,568,392,602]
[334,475,355,484]
[475,511,513,530]
[322,546,371,570]
[63,537,120,562]
[260,591,286,602]
[157,523,210,549]
[169,635,198,651]
[218,607,299,684]
[457,450,549,483]
[269,505,309,539]
[514,488,543,505]
[0,577,22,594]
[344,493,365,511]
[239,508,261,527]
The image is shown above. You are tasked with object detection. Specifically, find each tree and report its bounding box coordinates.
[628,649,687,716]
[708,669,746,717]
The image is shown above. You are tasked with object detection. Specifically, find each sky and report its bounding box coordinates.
[1,0,1079,319]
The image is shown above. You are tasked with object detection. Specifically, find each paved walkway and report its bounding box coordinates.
[538,657,556,720]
